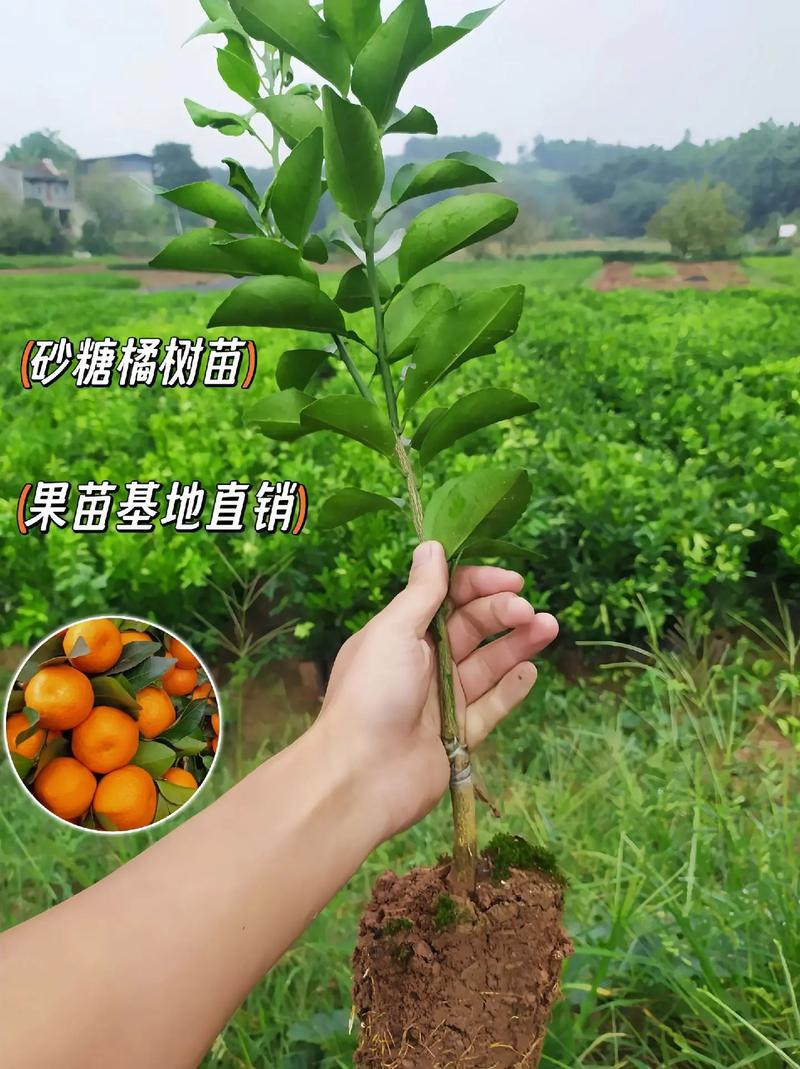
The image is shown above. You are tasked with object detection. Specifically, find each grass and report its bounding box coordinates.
[1,624,797,1068]
[0,253,119,269]
[744,253,800,289]
[632,262,677,279]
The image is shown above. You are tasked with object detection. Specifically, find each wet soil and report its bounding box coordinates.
[353,861,572,1069]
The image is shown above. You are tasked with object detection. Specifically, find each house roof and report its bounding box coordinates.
[80,153,153,166]
[3,160,69,181]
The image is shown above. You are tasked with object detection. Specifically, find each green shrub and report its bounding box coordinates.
[631,261,676,279]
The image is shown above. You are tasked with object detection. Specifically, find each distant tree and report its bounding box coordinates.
[402,132,501,163]
[80,166,165,249]
[532,137,631,174]
[152,143,209,189]
[4,130,78,170]
[647,179,743,256]
[0,199,71,254]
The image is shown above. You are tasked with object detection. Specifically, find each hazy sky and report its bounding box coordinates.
[4,0,798,165]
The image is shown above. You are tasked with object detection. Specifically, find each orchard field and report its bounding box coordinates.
[1,256,799,1066]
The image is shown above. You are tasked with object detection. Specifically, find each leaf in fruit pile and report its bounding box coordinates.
[385,106,438,136]
[403,286,524,406]
[271,127,324,247]
[351,0,431,127]
[385,284,454,362]
[123,656,177,694]
[157,780,198,807]
[91,675,142,716]
[418,388,537,465]
[6,689,24,714]
[208,277,345,333]
[16,632,68,682]
[422,469,531,559]
[105,641,161,676]
[160,181,260,234]
[391,155,496,206]
[216,34,260,101]
[160,700,211,742]
[317,488,403,530]
[229,0,351,94]
[132,741,176,779]
[169,736,211,758]
[222,157,261,209]
[185,98,251,137]
[398,193,518,281]
[300,396,396,456]
[413,4,502,67]
[322,88,385,221]
[322,0,381,61]
[249,388,316,441]
[11,753,34,780]
[14,709,41,746]
[36,735,70,776]
[275,349,330,391]
[334,264,391,313]
[259,95,323,147]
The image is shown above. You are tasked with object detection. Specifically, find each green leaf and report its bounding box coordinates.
[91,675,141,716]
[398,193,518,281]
[124,656,177,693]
[300,395,395,455]
[275,349,330,391]
[185,98,250,136]
[302,234,329,263]
[212,237,319,283]
[229,0,350,94]
[351,0,431,127]
[157,780,198,806]
[473,470,532,541]
[459,538,536,561]
[385,283,455,362]
[160,700,210,742]
[169,736,211,758]
[403,285,524,406]
[11,753,34,780]
[6,689,24,714]
[418,388,537,465]
[151,230,316,282]
[223,158,261,210]
[160,181,260,235]
[322,88,385,221]
[105,640,161,676]
[271,127,324,247]
[208,276,345,333]
[132,740,176,779]
[334,264,391,312]
[322,0,381,61]
[410,406,447,448]
[391,155,496,206]
[249,388,316,441]
[216,35,260,101]
[15,711,42,747]
[317,488,402,530]
[413,4,501,67]
[385,106,438,136]
[423,469,530,558]
[259,95,323,147]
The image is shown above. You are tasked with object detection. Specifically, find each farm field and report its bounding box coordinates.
[1,256,799,1066]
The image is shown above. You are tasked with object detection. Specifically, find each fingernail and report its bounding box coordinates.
[413,541,434,565]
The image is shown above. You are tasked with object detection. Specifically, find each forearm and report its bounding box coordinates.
[0,718,385,1069]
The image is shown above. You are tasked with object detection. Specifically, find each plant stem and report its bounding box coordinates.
[364,214,478,891]
[332,335,375,404]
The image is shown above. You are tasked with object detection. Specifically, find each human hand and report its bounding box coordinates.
[315,541,558,842]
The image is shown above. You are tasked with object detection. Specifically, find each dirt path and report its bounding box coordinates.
[594,260,749,292]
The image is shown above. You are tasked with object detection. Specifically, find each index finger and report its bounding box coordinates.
[449,565,524,608]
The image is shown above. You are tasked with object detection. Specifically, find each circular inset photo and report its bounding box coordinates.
[4,617,221,833]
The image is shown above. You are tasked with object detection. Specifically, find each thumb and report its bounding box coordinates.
[390,541,449,637]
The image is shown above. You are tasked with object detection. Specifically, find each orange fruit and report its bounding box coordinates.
[24,665,94,731]
[162,665,197,696]
[6,712,46,759]
[211,712,220,735]
[166,637,200,670]
[192,682,214,701]
[94,765,156,831]
[120,630,153,646]
[135,687,176,739]
[34,756,96,821]
[163,767,198,790]
[210,736,218,753]
[63,619,122,674]
[71,706,140,774]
